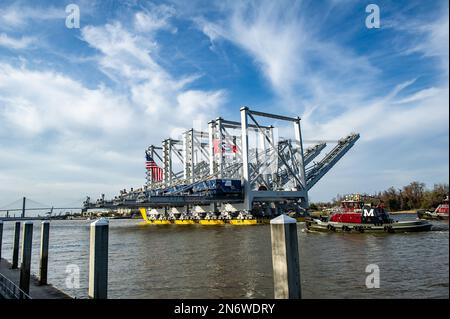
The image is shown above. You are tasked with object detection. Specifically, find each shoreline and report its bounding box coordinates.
[389,210,417,214]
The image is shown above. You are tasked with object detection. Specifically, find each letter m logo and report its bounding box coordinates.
[363,209,374,217]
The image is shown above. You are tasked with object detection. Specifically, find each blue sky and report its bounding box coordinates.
[0,0,448,208]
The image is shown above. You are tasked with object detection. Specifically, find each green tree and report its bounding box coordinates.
[310,182,448,211]
[402,181,425,210]
[381,187,400,211]
[421,184,449,209]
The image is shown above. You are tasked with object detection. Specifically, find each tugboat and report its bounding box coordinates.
[417,196,449,220]
[306,194,432,233]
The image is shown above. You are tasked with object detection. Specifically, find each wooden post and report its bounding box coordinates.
[270,214,301,299]
[0,220,3,260]
[88,218,109,299]
[39,221,50,285]
[19,221,33,296]
[22,197,26,218]
[12,221,20,269]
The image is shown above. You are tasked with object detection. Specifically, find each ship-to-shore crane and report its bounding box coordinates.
[84,107,360,224]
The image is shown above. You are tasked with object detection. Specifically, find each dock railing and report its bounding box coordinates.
[0,272,32,299]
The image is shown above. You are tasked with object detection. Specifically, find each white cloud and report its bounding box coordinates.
[134,4,177,33]
[81,22,225,131]
[0,59,224,205]
[82,23,161,81]
[196,1,378,105]
[0,4,64,28]
[394,87,442,105]
[420,11,449,65]
[0,63,133,135]
[0,33,35,49]
[417,14,449,78]
[302,85,449,141]
[0,16,226,206]
[386,2,449,78]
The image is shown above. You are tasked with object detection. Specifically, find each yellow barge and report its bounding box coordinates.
[138,208,305,225]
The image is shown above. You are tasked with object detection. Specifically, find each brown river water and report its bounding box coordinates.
[0,215,448,298]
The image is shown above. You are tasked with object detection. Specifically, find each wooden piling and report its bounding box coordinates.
[88,218,109,299]
[0,220,3,260]
[19,221,33,295]
[39,221,50,285]
[270,214,301,299]
[21,197,26,218]
[12,221,20,269]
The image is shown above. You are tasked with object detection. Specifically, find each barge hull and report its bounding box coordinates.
[139,208,305,225]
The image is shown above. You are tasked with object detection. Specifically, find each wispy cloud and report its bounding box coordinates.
[0,32,35,49]
[0,63,133,135]
[0,5,226,205]
[134,3,177,33]
[195,0,379,108]
[0,3,64,29]
[406,7,448,77]
[81,21,225,131]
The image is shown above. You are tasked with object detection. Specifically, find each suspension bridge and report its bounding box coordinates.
[0,197,85,220]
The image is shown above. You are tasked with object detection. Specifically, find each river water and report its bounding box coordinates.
[0,215,448,299]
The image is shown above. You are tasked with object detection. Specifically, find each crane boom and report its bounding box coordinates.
[306,133,360,190]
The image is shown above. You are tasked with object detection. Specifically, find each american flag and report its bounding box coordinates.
[146,152,163,182]
[213,139,238,154]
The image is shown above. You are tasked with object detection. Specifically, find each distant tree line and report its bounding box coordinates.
[310,182,449,212]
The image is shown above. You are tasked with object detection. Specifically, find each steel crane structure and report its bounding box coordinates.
[84,107,360,224]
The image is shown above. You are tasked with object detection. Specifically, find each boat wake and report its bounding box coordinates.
[430,224,449,232]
